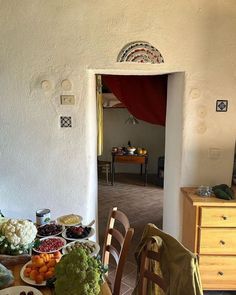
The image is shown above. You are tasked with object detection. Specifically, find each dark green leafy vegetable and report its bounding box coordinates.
[212,184,235,200]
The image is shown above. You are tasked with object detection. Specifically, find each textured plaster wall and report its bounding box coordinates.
[100,108,165,174]
[0,1,236,237]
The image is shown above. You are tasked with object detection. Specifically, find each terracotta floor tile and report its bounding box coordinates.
[98,173,163,293]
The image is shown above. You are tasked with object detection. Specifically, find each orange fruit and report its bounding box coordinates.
[27,263,34,268]
[53,251,61,259]
[44,270,53,280]
[29,270,38,281]
[39,265,48,273]
[32,255,40,262]
[24,268,31,277]
[48,266,55,275]
[34,257,45,267]
[35,273,44,284]
[47,259,56,267]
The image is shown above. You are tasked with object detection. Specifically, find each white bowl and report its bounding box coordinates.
[127,148,136,154]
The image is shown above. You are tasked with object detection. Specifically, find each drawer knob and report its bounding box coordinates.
[222,215,228,220]
[218,271,224,276]
[220,240,226,245]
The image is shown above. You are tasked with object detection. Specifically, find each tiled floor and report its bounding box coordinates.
[98,173,236,295]
[98,173,163,294]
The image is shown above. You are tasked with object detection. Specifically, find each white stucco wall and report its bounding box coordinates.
[1,1,236,238]
[100,108,165,174]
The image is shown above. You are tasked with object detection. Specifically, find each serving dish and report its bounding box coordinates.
[56,214,82,226]
[62,240,100,257]
[0,286,43,295]
[19,261,46,287]
[61,226,95,241]
[33,237,66,253]
[37,223,63,237]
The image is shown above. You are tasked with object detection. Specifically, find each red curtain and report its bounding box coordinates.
[102,75,167,126]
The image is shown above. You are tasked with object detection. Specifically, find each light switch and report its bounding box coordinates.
[60,95,75,105]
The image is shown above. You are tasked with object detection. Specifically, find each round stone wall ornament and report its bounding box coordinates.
[61,79,72,91]
[41,80,52,91]
[189,88,201,100]
[117,41,164,64]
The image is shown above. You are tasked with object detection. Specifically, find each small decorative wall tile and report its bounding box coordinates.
[117,41,164,64]
[216,100,228,112]
[60,116,72,128]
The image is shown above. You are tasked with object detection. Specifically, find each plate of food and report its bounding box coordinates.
[62,240,100,257]
[61,225,95,241]
[19,251,61,287]
[20,261,46,286]
[33,237,66,253]
[37,223,64,237]
[56,214,82,226]
[0,286,43,295]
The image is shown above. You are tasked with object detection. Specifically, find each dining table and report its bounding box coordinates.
[112,153,148,186]
[1,256,112,295]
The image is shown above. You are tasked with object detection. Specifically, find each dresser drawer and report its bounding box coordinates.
[200,207,236,227]
[199,228,236,255]
[199,256,236,290]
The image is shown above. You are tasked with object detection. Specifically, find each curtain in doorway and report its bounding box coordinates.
[102,75,167,126]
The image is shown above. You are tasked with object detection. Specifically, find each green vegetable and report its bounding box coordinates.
[224,187,234,199]
[55,248,105,295]
[212,184,235,200]
[213,188,231,200]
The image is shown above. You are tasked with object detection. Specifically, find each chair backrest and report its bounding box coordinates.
[139,237,167,295]
[102,207,134,295]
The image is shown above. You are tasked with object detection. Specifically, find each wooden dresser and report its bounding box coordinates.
[182,187,236,291]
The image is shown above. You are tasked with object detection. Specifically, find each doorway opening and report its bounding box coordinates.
[97,73,166,260]
[88,68,184,250]
[91,69,184,293]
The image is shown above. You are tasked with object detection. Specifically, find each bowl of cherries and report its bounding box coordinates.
[63,225,94,241]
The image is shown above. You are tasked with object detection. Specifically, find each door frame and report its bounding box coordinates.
[88,68,185,240]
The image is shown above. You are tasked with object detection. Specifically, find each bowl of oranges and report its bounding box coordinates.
[20,251,61,285]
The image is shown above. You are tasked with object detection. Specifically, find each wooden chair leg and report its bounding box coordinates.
[105,165,109,184]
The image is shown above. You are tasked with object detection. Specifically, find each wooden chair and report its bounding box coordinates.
[102,207,134,295]
[98,160,112,184]
[139,237,167,294]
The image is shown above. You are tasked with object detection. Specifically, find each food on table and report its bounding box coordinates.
[65,241,96,255]
[137,147,147,155]
[23,252,61,284]
[65,226,91,239]
[55,248,105,295]
[34,237,65,253]
[0,262,14,289]
[0,219,37,255]
[58,214,81,225]
[127,146,136,154]
[37,224,63,237]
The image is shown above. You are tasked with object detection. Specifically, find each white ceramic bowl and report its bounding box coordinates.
[127,147,136,154]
